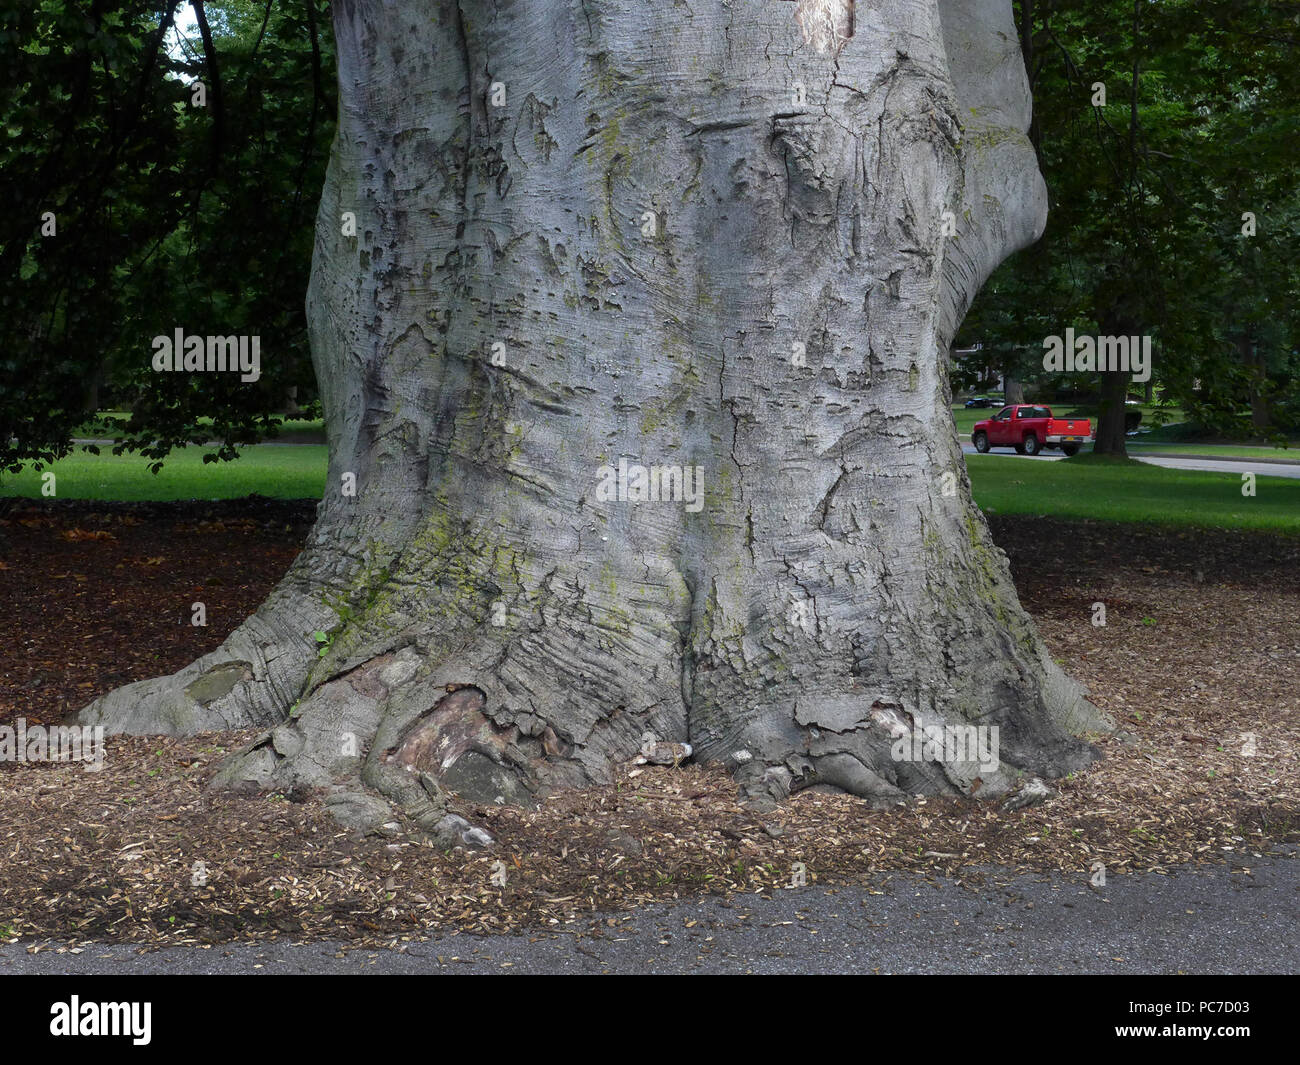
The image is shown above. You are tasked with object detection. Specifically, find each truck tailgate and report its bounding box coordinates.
[1048,418,1091,440]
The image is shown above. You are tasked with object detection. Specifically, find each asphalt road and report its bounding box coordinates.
[959,442,1300,480]
[3,851,1294,975]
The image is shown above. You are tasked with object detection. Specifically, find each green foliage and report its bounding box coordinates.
[0,0,335,474]
[957,1,1300,441]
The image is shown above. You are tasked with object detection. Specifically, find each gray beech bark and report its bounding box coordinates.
[79,0,1110,839]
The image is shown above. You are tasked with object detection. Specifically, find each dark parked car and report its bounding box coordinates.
[964,396,993,408]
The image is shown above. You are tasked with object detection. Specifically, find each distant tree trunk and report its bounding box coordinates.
[1093,311,1138,456]
[82,372,101,417]
[79,0,1108,836]
[1242,331,1271,434]
[1093,369,1130,455]
[1004,372,1026,405]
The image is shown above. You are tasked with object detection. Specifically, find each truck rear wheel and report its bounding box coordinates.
[1023,434,1040,456]
[1061,443,1080,457]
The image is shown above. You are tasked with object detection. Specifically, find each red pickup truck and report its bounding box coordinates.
[971,405,1093,457]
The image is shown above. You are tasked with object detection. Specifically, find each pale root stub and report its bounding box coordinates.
[79,0,1109,837]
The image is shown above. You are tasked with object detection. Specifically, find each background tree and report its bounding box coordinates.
[0,0,334,473]
[955,0,1300,450]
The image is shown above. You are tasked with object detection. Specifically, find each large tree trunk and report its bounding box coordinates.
[79,0,1109,837]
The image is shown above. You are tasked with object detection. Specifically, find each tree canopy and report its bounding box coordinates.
[956,0,1300,448]
[0,0,334,473]
[2,0,1296,470]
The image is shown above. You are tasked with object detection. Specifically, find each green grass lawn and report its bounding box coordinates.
[0,444,328,501]
[1135,419,1300,446]
[967,453,1300,532]
[950,406,994,436]
[1126,441,1298,461]
[4,438,1297,532]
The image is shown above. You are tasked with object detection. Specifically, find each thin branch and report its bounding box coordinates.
[249,0,275,64]
[192,0,224,184]
[292,0,326,227]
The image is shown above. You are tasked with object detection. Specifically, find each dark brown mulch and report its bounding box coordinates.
[0,497,315,730]
[0,503,1296,949]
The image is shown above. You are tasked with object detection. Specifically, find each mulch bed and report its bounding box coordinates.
[0,497,314,730]
[0,501,1296,949]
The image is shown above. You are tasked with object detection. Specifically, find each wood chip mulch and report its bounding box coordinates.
[0,503,1296,949]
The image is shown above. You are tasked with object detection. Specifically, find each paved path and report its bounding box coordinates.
[3,852,1294,974]
[1126,453,1300,480]
[960,443,1300,480]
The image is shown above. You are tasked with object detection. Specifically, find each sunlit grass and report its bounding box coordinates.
[4,437,1296,532]
[0,445,327,501]
[967,453,1300,532]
